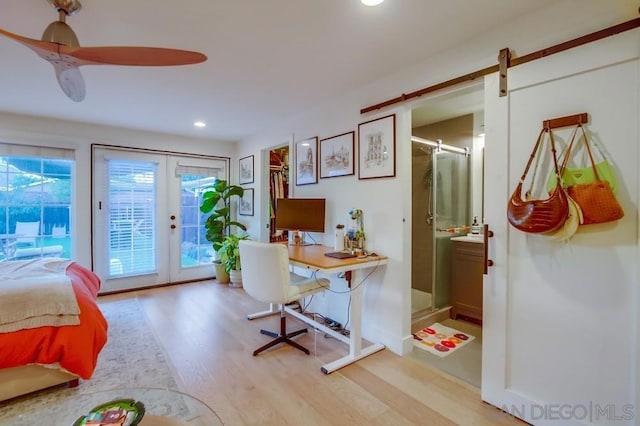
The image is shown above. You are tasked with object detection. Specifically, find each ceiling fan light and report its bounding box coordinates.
[42,21,79,47]
[47,0,82,16]
[361,0,384,6]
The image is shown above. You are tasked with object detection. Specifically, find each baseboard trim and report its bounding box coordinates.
[411,306,452,333]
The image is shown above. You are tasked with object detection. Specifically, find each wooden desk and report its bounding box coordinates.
[248,243,388,374]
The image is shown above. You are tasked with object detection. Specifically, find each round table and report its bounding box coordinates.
[10,388,222,425]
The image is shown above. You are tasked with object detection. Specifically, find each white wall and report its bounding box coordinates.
[0,111,236,270]
[238,0,640,355]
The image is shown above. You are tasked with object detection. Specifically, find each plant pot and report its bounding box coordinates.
[229,269,243,288]
[214,261,230,284]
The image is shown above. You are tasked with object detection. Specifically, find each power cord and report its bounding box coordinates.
[305,233,319,245]
[343,296,351,332]
[310,259,382,294]
[303,259,383,338]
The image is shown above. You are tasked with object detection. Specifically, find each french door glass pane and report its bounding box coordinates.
[179,175,217,267]
[0,154,73,261]
[108,160,156,276]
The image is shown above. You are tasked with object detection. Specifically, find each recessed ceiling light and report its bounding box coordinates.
[194,121,206,128]
[361,0,384,6]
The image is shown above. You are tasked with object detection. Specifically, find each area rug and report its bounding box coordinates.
[0,298,186,424]
[412,322,475,358]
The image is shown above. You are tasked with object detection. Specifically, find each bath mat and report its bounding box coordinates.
[412,322,475,357]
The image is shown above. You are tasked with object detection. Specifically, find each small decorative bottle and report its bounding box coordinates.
[471,216,481,235]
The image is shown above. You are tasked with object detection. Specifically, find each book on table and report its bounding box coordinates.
[324,251,356,259]
[73,399,145,426]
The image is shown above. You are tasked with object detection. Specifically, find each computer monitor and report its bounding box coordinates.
[275,198,325,244]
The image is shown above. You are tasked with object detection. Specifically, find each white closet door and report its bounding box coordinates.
[482,32,639,425]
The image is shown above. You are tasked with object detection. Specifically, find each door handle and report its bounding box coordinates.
[483,224,494,275]
[170,224,176,230]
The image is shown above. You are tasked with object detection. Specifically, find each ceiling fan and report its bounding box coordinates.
[0,0,207,102]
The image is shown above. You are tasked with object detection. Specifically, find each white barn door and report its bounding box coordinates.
[482,31,639,425]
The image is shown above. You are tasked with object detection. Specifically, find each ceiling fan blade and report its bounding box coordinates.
[60,46,207,66]
[53,62,85,102]
[1,26,207,66]
[1,26,85,100]
[0,27,62,58]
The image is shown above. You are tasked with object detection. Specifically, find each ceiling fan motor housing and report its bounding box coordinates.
[41,21,79,47]
[42,0,82,46]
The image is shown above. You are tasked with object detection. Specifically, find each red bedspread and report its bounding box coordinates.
[0,262,108,379]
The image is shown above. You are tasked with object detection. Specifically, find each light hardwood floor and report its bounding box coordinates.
[99,280,525,425]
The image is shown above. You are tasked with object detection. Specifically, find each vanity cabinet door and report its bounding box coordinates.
[450,241,483,323]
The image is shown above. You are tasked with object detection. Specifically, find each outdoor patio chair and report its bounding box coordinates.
[15,221,40,246]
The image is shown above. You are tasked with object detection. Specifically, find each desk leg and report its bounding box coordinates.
[320,269,385,374]
[247,303,280,320]
[349,276,362,357]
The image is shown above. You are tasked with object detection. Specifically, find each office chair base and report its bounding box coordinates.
[259,328,307,339]
[253,317,310,356]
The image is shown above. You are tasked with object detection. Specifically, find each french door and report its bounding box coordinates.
[93,147,228,292]
[482,32,638,424]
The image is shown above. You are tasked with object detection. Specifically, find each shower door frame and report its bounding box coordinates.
[412,136,469,315]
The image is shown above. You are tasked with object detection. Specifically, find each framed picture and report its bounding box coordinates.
[319,131,355,179]
[239,188,254,216]
[239,155,254,185]
[295,136,318,185]
[358,114,396,180]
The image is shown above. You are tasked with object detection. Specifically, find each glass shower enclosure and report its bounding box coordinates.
[411,137,470,317]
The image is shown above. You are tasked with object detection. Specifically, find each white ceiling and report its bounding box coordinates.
[0,0,556,142]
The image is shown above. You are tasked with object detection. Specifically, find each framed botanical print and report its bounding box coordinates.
[239,188,254,216]
[239,155,254,185]
[295,136,318,185]
[358,114,396,179]
[319,131,355,179]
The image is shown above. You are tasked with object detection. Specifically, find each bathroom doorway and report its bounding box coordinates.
[409,82,485,387]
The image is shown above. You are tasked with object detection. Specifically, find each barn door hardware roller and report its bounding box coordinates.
[498,48,511,97]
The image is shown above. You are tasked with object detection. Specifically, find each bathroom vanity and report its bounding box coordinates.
[450,236,484,323]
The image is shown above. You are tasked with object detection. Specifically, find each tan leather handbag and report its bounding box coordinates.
[559,125,623,225]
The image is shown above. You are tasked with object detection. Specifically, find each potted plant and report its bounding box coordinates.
[199,179,246,284]
[218,233,250,287]
[347,208,366,253]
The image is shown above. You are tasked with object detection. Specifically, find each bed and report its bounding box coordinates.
[0,258,108,401]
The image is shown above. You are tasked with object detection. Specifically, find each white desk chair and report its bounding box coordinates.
[15,221,40,246]
[239,240,329,356]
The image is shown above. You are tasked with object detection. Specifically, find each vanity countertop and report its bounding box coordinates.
[451,235,484,244]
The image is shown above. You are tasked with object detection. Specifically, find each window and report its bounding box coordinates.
[0,144,74,261]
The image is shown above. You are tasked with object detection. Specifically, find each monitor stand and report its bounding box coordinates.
[289,230,313,246]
